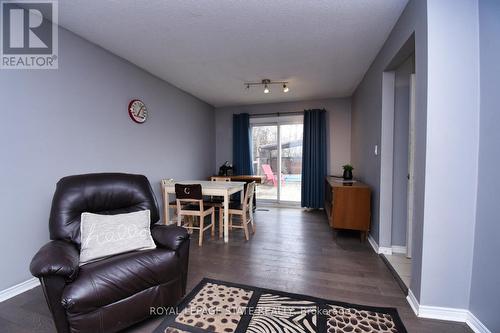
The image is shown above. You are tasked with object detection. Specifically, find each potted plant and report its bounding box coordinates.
[342,164,354,180]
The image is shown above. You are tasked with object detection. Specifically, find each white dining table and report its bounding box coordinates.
[161,180,246,243]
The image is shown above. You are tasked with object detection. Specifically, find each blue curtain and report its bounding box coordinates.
[232,113,253,175]
[301,109,327,208]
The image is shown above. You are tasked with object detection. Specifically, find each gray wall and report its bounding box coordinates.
[214,98,351,176]
[350,0,427,300]
[469,0,500,331]
[391,56,414,247]
[352,0,482,310]
[419,0,480,309]
[0,27,214,290]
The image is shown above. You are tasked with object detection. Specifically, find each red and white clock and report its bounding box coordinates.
[128,99,148,123]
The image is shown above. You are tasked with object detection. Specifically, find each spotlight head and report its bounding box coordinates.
[264,85,270,94]
[283,83,289,93]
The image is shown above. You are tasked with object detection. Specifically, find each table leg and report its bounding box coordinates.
[224,193,229,243]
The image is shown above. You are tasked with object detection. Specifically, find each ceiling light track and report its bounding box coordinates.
[245,79,290,94]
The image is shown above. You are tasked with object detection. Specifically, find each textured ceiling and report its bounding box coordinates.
[57,0,408,107]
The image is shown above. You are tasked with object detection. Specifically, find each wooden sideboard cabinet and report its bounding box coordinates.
[324,177,371,241]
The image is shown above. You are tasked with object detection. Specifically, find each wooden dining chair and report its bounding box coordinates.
[161,179,179,224]
[204,176,231,239]
[227,182,256,240]
[161,179,189,224]
[175,184,215,246]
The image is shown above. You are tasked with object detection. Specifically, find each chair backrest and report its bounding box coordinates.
[160,178,175,187]
[175,184,203,200]
[211,176,231,182]
[243,182,256,210]
[175,184,203,212]
[49,173,159,246]
[261,164,274,180]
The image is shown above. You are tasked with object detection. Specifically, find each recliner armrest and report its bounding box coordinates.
[151,224,189,252]
[30,240,80,281]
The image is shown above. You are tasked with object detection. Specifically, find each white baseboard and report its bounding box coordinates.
[367,234,379,253]
[367,235,393,255]
[378,246,393,255]
[0,277,40,303]
[418,305,469,322]
[467,312,492,333]
[406,289,491,333]
[406,289,420,316]
[391,245,407,254]
[367,236,408,256]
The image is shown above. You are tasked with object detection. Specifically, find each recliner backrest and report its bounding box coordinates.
[49,173,159,245]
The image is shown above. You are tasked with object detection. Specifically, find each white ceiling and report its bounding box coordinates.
[57,0,408,107]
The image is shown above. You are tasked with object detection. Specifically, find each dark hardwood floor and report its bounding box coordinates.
[0,207,471,333]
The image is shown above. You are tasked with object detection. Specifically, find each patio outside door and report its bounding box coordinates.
[250,115,303,204]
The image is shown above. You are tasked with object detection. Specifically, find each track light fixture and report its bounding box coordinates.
[244,79,290,94]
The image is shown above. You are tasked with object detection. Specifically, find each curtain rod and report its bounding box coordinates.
[248,111,304,118]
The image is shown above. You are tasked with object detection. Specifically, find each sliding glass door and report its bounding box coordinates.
[251,125,278,201]
[279,123,303,202]
[250,115,303,204]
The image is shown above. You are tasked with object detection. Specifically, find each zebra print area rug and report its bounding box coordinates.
[154,278,407,333]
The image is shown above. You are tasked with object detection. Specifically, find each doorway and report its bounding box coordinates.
[380,52,415,290]
[250,115,303,204]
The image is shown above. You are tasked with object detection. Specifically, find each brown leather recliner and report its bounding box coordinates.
[30,173,190,333]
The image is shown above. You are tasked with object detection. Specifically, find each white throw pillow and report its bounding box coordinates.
[79,210,156,265]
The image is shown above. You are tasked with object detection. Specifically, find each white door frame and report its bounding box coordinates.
[379,70,416,257]
[406,74,416,258]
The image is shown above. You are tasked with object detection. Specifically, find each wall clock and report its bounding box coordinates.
[128,99,148,123]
